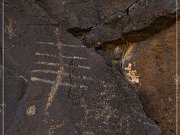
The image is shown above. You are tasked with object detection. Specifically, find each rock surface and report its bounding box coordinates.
[35,0,179,47]
[1,0,179,135]
[122,22,180,135]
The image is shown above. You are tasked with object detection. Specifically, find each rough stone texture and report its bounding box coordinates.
[122,22,180,135]
[1,0,179,135]
[35,0,179,47]
[4,76,28,130]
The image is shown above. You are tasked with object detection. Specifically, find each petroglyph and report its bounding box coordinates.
[31,70,58,74]
[64,64,91,70]
[60,82,88,90]
[77,78,117,132]
[92,81,118,132]
[62,72,93,81]
[31,77,54,84]
[5,18,15,39]
[82,76,93,81]
[35,62,60,66]
[61,44,86,48]
[26,105,36,116]
[48,123,64,135]
[36,42,54,45]
[45,69,63,112]
[30,28,90,122]
[62,56,87,60]
[125,63,139,84]
[35,52,58,58]
[86,79,119,132]
[45,28,64,114]
[36,41,86,48]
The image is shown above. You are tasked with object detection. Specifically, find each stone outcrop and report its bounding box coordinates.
[122,22,180,135]
[1,0,179,135]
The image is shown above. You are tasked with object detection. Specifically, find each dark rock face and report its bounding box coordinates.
[2,0,179,135]
[35,0,179,47]
[4,76,28,130]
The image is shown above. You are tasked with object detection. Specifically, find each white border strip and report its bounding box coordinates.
[176,0,179,134]
[2,0,5,135]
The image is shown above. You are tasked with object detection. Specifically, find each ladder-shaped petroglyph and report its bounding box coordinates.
[30,28,94,119]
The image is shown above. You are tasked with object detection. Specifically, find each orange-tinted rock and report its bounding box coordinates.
[122,22,180,135]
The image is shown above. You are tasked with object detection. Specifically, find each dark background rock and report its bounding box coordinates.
[34,0,179,47]
[4,76,28,131]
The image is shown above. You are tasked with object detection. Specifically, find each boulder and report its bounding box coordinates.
[3,0,162,135]
[122,22,180,135]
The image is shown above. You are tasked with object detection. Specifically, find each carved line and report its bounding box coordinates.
[35,62,60,66]
[62,72,93,81]
[31,77,53,84]
[36,41,86,48]
[36,42,54,45]
[75,75,92,81]
[35,52,57,58]
[60,44,86,48]
[62,56,87,60]
[31,70,58,74]
[59,82,88,90]
[64,64,91,69]
[30,77,88,90]
[45,28,64,114]
[34,30,90,120]
[45,69,63,111]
